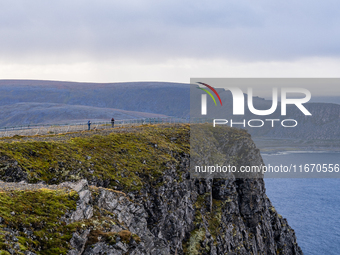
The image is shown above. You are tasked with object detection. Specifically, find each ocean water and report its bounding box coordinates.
[262,152,340,255]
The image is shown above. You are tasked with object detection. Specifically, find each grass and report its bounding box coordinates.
[0,188,79,255]
[0,124,190,193]
[0,124,191,253]
[0,185,144,254]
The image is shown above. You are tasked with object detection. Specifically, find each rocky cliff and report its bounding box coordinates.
[0,124,303,254]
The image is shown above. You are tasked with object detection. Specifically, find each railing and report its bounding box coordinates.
[0,117,196,138]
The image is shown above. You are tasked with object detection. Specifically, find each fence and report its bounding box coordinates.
[0,117,197,138]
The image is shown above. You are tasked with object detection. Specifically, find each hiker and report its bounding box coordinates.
[88,120,91,130]
[111,118,115,128]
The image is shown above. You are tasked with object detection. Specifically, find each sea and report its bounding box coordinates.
[262,152,340,255]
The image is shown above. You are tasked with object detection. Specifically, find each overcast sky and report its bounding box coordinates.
[1,0,340,87]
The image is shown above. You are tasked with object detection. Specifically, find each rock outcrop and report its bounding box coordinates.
[0,124,303,254]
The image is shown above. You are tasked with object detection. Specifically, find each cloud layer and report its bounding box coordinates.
[0,0,340,82]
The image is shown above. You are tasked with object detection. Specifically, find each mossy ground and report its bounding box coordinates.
[0,124,190,192]
[0,188,79,254]
[0,124,255,254]
[0,124,189,253]
[0,186,142,254]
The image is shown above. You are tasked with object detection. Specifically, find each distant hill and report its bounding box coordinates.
[0,80,190,126]
[0,102,167,127]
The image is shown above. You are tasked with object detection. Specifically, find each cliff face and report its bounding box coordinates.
[0,124,303,254]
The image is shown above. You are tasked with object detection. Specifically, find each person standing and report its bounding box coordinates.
[88,120,91,130]
[111,118,115,128]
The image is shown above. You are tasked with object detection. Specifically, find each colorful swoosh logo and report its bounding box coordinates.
[197,82,223,106]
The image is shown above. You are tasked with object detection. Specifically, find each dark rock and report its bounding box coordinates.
[24,251,37,255]
[0,156,28,182]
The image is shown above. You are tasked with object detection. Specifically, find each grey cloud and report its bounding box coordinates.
[0,0,339,63]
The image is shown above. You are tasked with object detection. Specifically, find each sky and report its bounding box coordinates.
[0,0,340,88]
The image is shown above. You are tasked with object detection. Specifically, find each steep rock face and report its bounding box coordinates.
[62,176,302,254]
[139,165,302,254]
[0,178,303,254]
[67,182,170,255]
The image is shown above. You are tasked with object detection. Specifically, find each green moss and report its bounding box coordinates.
[0,188,79,255]
[0,124,192,253]
[183,193,227,254]
[0,185,143,254]
[86,229,113,246]
[187,192,231,254]
[132,233,141,243]
[184,228,206,255]
[0,124,190,193]
[86,229,138,247]
[207,199,223,242]
[118,230,132,243]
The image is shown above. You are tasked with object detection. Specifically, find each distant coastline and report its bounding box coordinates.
[254,137,340,154]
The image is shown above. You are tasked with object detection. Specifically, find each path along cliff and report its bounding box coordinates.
[0,124,303,254]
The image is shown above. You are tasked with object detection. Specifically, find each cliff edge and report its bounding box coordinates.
[0,124,303,254]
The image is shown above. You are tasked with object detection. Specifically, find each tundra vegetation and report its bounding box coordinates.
[0,124,303,254]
